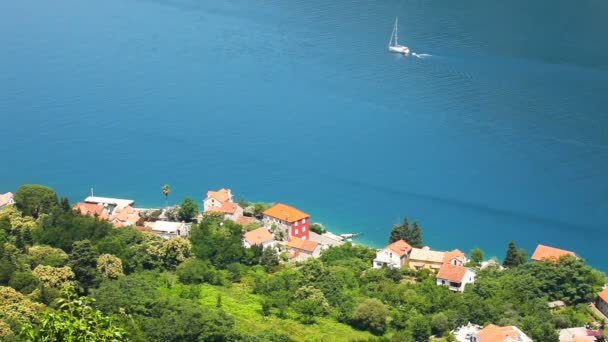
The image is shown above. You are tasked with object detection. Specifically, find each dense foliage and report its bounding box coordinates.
[0,184,606,341]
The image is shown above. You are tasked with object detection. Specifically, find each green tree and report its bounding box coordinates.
[503,241,519,267]
[389,217,410,243]
[14,185,58,218]
[177,197,198,222]
[408,221,423,248]
[20,296,127,341]
[260,247,279,271]
[22,228,33,247]
[161,184,171,207]
[9,272,40,294]
[410,313,432,341]
[470,248,484,265]
[431,312,449,336]
[96,254,124,280]
[28,245,68,268]
[293,286,330,323]
[68,240,99,290]
[515,248,528,266]
[351,298,388,335]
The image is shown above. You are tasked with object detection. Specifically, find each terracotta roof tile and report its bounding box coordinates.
[243,227,274,246]
[206,188,233,203]
[598,287,608,303]
[436,263,468,283]
[236,216,258,226]
[385,240,412,257]
[443,249,466,264]
[207,202,239,214]
[287,237,319,253]
[263,203,309,223]
[73,202,105,216]
[531,244,576,262]
[476,324,521,342]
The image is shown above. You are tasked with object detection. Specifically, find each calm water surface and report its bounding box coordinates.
[1,0,607,268]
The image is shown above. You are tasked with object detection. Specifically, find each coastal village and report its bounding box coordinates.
[1,188,607,341]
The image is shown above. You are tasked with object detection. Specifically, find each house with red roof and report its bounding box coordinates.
[74,202,107,217]
[473,324,532,342]
[203,188,233,212]
[0,192,15,209]
[436,263,476,292]
[205,201,244,222]
[372,240,412,269]
[531,244,576,262]
[286,237,321,262]
[596,287,608,319]
[262,203,310,241]
[243,227,276,249]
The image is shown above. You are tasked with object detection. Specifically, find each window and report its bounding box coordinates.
[302,218,306,224]
[295,229,299,234]
[295,221,298,227]
[302,227,306,232]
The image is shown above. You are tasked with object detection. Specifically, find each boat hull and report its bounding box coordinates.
[389,45,410,55]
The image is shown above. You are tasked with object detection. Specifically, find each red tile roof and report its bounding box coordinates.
[74,202,105,216]
[207,202,239,214]
[531,244,576,262]
[206,188,232,203]
[287,237,319,253]
[385,240,412,257]
[444,249,466,264]
[475,324,520,342]
[243,227,274,246]
[598,288,608,303]
[236,216,258,226]
[263,203,309,223]
[436,263,468,283]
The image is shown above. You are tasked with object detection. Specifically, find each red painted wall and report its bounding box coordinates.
[290,217,310,240]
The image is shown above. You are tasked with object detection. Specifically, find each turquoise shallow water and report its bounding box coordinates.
[1,0,607,269]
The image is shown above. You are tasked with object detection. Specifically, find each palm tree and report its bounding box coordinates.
[162,184,171,207]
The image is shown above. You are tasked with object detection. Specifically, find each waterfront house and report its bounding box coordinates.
[84,196,134,210]
[205,201,244,222]
[108,205,141,227]
[473,324,533,342]
[436,263,476,292]
[74,202,107,217]
[286,237,320,262]
[262,203,310,241]
[408,247,446,271]
[443,249,467,266]
[203,188,234,212]
[143,221,190,239]
[531,244,576,262]
[0,192,15,209]
[596,287,608,318]
[372,240,412,269]
[243,227,276,248]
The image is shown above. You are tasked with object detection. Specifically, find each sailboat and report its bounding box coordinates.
[388,17,410,55]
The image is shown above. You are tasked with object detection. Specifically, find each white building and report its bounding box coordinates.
[436,263,476,292]
[243,227,276,249]
[144,221,190,239]
[372,240,412,269]
[203,188,233,212]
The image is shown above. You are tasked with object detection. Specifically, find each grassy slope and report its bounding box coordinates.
[198,283,374,342]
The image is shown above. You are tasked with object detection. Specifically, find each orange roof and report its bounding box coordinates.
[207,202,239,214]
[385,240,412,257]
[444,249,466,264]
[206,188,233,203]
[598,287,608,303]
[236,216,258,226]
[263,203,309,223]
[531,244,575,262]
[243,227,274,246]
[436,263,468,283]
[109,206,140,227]
[287,237,319,253]
[73,202,105,216]
[476,324,521,342]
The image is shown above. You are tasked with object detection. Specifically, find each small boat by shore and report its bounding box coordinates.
[339,233,361,240]
[388,17,410,55]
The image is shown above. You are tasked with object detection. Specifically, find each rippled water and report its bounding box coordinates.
[1,0,607,269]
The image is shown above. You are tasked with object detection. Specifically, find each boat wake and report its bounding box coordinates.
[411,52,432,59]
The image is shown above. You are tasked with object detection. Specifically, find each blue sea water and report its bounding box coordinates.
[1,0,607,269]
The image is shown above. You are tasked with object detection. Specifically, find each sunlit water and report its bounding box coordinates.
[1,0,607,269]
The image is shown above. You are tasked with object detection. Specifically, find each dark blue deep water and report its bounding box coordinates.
[1,0,607,269]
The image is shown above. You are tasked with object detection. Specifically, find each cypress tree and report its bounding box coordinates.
[23,227,33,246]
[389,217,410,243]
[15,230,25,251]
[408,221,423,248]
[503,241,519,267]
